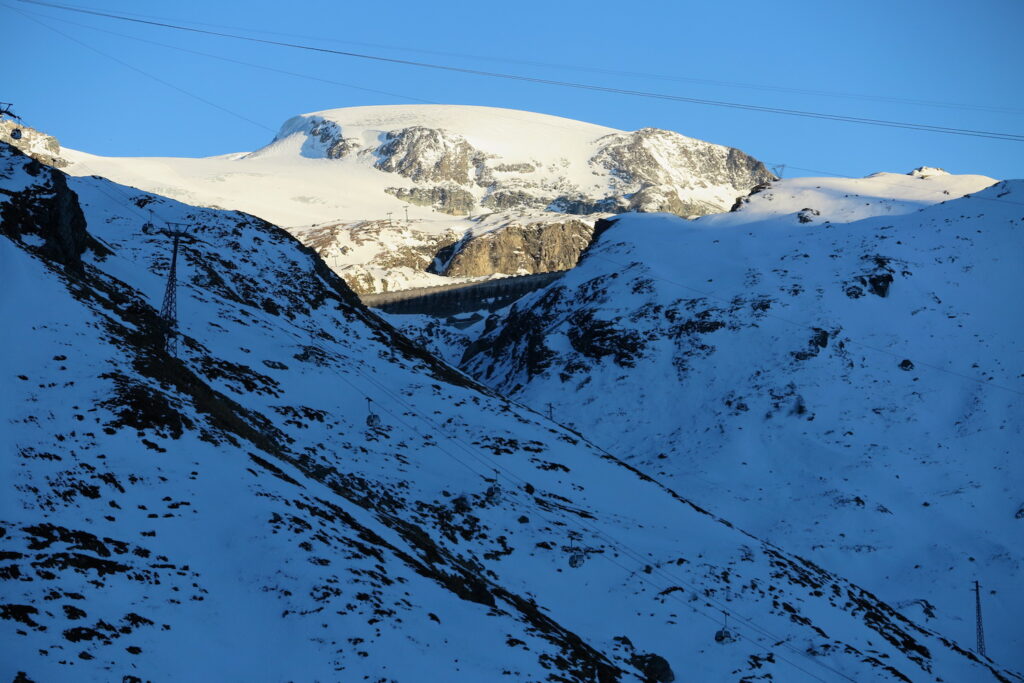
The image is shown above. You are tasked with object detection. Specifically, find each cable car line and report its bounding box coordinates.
[12,7,437,108]
[9,4,274,134]
[17,0,1024,117]
[1,10,1011,675]
[12,4,1024,220]
[15,0,1024,142]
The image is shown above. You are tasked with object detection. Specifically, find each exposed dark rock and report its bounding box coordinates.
[0,120,68,168]
[375,127,484,184]
[493,162,536,173]
[385,186,475,215]
[861,273,894,298]
[0,144,106,272]
[441,220,595,279]
[567,310,646,368]
[628,184,719,216]
[548,195,623,215]
[592,127,773,193]
[482,189,547,211]
[798,208,821,223]
[308,119,360,159]
[630,652,675,682]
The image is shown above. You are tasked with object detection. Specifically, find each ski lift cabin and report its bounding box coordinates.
[567,533,586,568]
[365,397,382,428]
[714,612,737,643]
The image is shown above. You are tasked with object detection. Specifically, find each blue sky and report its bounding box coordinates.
[4,0,1023,179]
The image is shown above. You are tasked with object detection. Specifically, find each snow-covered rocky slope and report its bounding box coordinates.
[2,142,1017,682]
[417,170,1024,670]
[290,212,598,294]
[58,105,774,293]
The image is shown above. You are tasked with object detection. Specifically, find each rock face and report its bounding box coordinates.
[289,219,461,294]
[384,185,476,215]
[592,127,774,215]
[1,120,69,168]
[280,110,774,219]
[374,126,485,184]
[293,214,601,294]
[57,105,777,293]
[0,144,102,270]
[437,219,595,278]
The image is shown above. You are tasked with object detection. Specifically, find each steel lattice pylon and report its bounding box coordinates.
[158,223,190,356]
[974,580,987,658]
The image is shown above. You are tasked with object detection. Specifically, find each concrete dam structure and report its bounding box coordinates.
[359,271,565,319]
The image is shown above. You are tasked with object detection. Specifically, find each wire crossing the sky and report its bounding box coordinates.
[15,0,1024,143]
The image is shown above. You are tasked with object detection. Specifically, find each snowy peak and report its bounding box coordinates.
[57,105,779,294]
[242,104,774,218]
[259,104,621,159]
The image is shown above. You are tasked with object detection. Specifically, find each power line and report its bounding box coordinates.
[19,1,1024,116]
[15,0,1024,143]
[10,3,1022,398]
[13,7,436,108]
[14,5,1024,218]
[9,5,274,133]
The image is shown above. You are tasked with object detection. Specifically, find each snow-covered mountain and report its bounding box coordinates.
[393,168,1024,670]
[3,141,1018,681]
[57,105,774,293]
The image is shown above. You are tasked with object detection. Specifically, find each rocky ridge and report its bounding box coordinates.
[274,109,775,219]
[293,213,600,295]
[1,120,69,169]
[60,105,775,293]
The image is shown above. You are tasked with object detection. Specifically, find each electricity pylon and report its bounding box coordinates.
[158,222,190,356]
[973,580,986,658]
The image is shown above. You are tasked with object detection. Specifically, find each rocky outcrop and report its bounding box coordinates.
[292,216,598,295]
[1,120,69,168]
[0,143,104,271]
[385,185,475,215]
[482,189,548,211]
[591,127,775,216]
[309,119,360,159]
[285,110,774,221]
[374,126,486,184]
[438,219,595,278]
[291,219,462,294]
